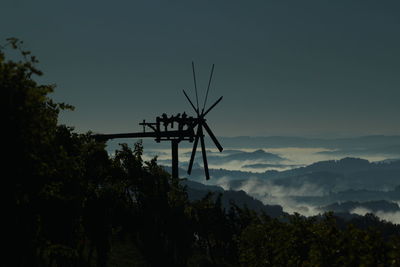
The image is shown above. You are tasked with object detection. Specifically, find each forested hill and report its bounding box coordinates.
[5,39,400,266]
[185,157,400,194]
[183,180,286,218]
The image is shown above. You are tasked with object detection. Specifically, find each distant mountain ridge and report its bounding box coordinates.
[293,186,400,206]
[173,158,400,223]
[320,200,400,214]
[242,163,301,169]
[105,135,400,152]
[206,149,284,164]
[183,179,286,218]
[220,135,400,150]
[275,157,400,176]
[222,158,400,193]
[160,149,285,168]
[184,158,400,188]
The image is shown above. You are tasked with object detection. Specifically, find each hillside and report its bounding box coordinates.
[183,180,286,218]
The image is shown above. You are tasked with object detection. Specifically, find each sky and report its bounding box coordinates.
[1,0,400,137]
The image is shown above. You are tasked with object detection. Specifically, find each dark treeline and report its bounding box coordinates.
[4,39,400,266]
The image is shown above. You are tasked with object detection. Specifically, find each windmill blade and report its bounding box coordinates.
[183,90,199,115]
[192,61,200,110]
[202,121,223,152]
[203,96,223,117]
[187,126,201,175]
[199,129,210,180]
[202,64,215,111]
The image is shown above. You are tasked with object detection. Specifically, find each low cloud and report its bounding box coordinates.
[209,177,325,217]
[351,207,400,225]
[210,177,400,224]
[238,178,326,198]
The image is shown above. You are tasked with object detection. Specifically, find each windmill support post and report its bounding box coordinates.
[171,139,179,179]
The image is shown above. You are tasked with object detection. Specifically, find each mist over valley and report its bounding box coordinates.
[114,135,400,224]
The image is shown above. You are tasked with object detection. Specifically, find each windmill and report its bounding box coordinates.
[93,62,223,180]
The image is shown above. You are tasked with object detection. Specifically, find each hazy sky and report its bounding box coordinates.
[2,0,400,137]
